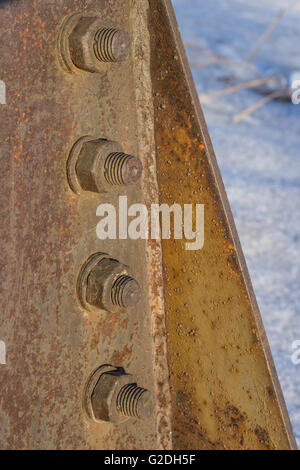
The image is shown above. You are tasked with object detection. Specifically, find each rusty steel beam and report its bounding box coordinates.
[0,0,297,450]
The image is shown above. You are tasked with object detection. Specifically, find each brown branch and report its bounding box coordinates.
[233,91,284,123]
[199,77,273,102]
[245,1,300,62]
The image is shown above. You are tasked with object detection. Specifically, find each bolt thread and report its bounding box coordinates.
[94,27,120,62]
[117,383,148,418]
[104,152,132,186]
[111,275,134,307]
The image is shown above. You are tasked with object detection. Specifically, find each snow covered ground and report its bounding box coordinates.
[172,0,300,446]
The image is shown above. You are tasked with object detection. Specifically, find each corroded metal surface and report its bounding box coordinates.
[149,0,297,450]
[0,0,296,450]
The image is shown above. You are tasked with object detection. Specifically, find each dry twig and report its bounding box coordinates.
[233,91,284,123]
[245,1,300,62]
[200,77,273,102]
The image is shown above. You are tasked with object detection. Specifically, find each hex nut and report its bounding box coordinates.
[69,16,107,73]
[77,253,141,313]
[84,365,155,424]
[58,13,131,74]
[75,138,123,193]
[67,136,143,194]
[89,367,135,423]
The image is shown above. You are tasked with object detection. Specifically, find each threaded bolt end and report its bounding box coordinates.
[111,275,141,308]
[104,152,142,186]
[117,383,154,420]
[94,27,130,63]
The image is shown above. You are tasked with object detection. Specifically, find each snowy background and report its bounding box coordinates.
[172,0,300,446]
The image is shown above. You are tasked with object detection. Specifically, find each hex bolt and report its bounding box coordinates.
[104,152,142,187]
[111,275,141,309]
[67,136,142,194]
[58,13,131,73]
[84,365,154,424]
[116,383,153,420]
[94,27,130,63]
[77,253,141,313]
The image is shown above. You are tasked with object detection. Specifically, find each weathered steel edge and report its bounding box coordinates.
[160,0,297,450]
[130,1,173,449]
